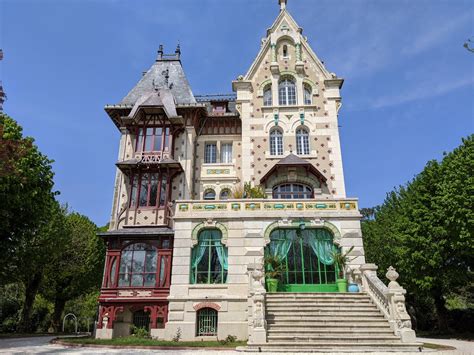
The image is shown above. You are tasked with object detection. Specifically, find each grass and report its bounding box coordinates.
[58,336,246,348]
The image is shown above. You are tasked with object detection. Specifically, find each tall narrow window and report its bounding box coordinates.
[220,143,232,163]
[283,45,288,57]
[278,78,297,106]
[296,127,310,155]
[270,128,283,156]
[263,85,272,106]
[191,229,228,284]
[205,143,217,164]
[304,84,312,105]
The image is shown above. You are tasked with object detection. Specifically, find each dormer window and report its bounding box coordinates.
[211,101,227,115]
[136,126,170,153]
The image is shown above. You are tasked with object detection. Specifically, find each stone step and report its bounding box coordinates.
[267,328,394,334]
[266,334,401,342]
[266,316,388,325]
[266,320,392,327]
[266,299,373,304]
[266,305,378,311]
[238,343,423,352]
[267,310,383,317]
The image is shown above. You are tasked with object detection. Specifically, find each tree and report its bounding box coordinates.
[0,114,58,332]
[362,135,474,332]
[41,212,105,331]
[0,114,57,280]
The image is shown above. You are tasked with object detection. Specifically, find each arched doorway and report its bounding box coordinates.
[265,228,339,292]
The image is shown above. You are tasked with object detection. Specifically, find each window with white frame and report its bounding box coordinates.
[220,143,232,163]
[304,84,312,105]
[296,127,310,155]
[263,85,272,106]
[278,78,297,106]
[270,128,283,156]
[204,143,217,164]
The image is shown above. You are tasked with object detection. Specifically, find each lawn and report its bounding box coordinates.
[57,336,246,348]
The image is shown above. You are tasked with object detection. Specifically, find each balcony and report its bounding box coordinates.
[174,198,360,220]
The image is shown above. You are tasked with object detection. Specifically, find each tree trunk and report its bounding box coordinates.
[433,291,449,333]
[52,298,66,332]
[17,272,43,333]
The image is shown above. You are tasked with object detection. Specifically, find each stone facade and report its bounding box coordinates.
[97,1,369,342]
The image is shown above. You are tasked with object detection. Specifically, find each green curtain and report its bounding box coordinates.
[305,229,334,265]
[268,229,294,260]
[190,241,207,284]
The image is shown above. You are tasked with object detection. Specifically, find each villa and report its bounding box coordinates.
[95,0,419,351]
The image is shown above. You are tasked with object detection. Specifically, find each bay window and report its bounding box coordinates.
[136,126,170,153]
[129,172,168,208]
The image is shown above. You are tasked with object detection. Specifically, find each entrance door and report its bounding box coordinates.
[266,228,338,292]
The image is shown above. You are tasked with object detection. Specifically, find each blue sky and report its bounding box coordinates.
[1,0,473,226]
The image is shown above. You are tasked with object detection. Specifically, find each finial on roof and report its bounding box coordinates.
[157,44,164,60]
[175,43,181,59]
[279,0,287,11]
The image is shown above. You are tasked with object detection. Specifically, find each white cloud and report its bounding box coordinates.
[370,76,474,109]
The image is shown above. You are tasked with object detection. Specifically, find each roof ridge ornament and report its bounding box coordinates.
[279,0,287,11]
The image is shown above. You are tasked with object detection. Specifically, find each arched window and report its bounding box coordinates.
[304,84,312,105]
[273,183,313,199]
[191,229,228,284]
[269,128,283,156]
[278,78,297,106]
[219,189,231,200]
[282,45,288,57]
[204,189,216,200]
[296,127,310,155]
[118,243,158,287]
[196,308,218,336]
[263,85,272,106]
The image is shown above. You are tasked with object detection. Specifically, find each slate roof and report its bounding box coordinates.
[260,153,327,183]
[195,94,238,115]
[98,227,174,237]
[119,59,196,106]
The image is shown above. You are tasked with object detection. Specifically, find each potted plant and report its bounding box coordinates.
[264,255,285,292]
[332,246,354,293]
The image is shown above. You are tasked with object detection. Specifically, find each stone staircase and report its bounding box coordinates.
[243,292,422,352]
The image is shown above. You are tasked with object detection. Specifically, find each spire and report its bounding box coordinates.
[279,0,287,11]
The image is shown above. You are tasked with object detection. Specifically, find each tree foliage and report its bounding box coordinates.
[362,135,474,331]
[0,114,57,283]
[41,211,105,331]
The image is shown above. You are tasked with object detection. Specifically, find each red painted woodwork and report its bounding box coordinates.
[97,305,124,329]
[144,304,168,329]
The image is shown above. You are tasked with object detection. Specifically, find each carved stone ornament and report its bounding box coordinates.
[386,266,399,282]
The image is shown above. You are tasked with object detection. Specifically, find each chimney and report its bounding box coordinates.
[157,44,164,60]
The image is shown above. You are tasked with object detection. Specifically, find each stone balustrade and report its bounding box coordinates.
[174,198,359,219]
[360,264,416,343]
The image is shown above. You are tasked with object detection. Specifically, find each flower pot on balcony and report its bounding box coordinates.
[336,278,347,293]
[266,278,279,292]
